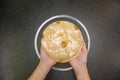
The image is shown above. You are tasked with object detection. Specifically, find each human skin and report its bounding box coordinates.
[28,48,56,80]
[28,41,90,80]
[70,41,91,80]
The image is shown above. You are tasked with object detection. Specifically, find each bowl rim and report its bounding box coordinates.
[34,15,90,71]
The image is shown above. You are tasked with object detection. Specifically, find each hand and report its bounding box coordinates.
[40,47,56,68]
[70,41,90,80]
[70,41,88,68]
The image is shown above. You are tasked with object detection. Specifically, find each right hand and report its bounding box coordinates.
[70,41,88,69]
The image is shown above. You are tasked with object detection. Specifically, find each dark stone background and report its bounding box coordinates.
[0,0,120,80]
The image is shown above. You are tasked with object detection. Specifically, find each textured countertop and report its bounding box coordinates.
[0,0,120,80]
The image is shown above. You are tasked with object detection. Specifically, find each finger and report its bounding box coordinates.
[80,41,85,51]
[40,47,43,53]
[82,41,88,54]
[79,40,87,54]
[40,47,46,56]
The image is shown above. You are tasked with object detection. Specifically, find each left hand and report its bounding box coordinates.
[40,47,56,68]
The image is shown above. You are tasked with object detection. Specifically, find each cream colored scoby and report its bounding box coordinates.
[41,21,83,63]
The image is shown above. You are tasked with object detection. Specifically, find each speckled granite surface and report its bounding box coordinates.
[0,0,120,80]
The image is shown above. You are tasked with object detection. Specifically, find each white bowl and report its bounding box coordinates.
[34,15,90,71]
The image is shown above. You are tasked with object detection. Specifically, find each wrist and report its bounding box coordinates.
[73,64,87,76]
[74,64,90,80]
[79,64,87,70]
[70,59,87,70]
[73,63,87,71]
[40,60,53,69]
[28,60,52,80]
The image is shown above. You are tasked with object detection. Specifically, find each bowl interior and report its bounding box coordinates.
[35,15,90,71]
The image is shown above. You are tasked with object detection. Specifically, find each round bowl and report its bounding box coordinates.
[34,15,90,71]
